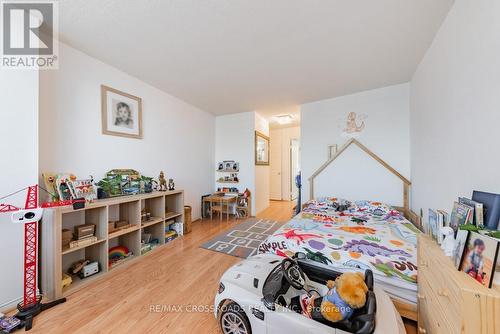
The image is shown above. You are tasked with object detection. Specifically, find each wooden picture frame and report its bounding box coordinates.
[101,85,143,139]
[459,231,499,288]
[255,131,270,165]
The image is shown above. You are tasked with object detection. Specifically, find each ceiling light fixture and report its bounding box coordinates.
[274,114,294,125]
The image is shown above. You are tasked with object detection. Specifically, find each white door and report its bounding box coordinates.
[290,139,300,200]
[270,130,282,200]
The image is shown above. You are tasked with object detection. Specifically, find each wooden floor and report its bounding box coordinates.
[28,201,295,334]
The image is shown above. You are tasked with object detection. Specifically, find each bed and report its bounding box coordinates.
[259,139,421,320]
[257,198,419,305]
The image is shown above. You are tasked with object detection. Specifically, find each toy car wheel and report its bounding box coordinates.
[219,302,252,334]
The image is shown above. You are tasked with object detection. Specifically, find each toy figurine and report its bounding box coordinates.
[168,178,175,191]
[440,226,455,257]
[158,171,167,191]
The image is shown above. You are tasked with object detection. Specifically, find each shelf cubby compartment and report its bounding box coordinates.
[108,229,140,270]
[61,241,108,296]
[165,193,184,236]
[108,200,140,237]
[61,206,107,252]
[141,195,165,226]
[142,223,165,250]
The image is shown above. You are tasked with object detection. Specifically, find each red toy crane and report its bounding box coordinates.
[0,185,66,331]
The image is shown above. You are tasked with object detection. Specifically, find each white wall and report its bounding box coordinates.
[254,113,270,214]
[270,126,300,201]
[215,112,256,215]
[410,0,500,217]
[301,84,410,206]
[0,70,39,310]
[39,43,215,220]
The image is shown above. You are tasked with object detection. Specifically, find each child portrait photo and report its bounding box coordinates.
[101,85,142,139]
[459,231,499,287]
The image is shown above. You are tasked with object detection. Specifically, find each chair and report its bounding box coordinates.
[210,197,224,220]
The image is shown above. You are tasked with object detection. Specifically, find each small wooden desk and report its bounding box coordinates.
[203,195,237,221]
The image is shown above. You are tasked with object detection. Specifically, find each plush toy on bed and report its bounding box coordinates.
[329,198,352,212]
[301,272,368,323]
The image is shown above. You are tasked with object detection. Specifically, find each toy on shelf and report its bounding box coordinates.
[109,245,133,268]
[69,260,100,279]
[61,273,73,289]
[56,174,77,201]
[158,171,167,191]
[168,178,175,191]
[98,169,152,198]
[108,220,131,234]
[217,187,239,193]
[68,177,97,202]
[75,224,95,240]
[69,236,98,250]
[165,230,178,243]
[112,169,141,195]
[171,222,183,235]
[62,229,73,249]
[64,224,98,249]
[218,160,239,171]
[140,234,160,255]
[236,188,252,219]
[69,260,90,275]
[218,174,238,183]
[141,209,152,222]
[79,262,99,278]
[97,174,122,198]
[141,176,154,193]
[42,173,59,202]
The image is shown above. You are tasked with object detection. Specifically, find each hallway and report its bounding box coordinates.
[257,200,296,221]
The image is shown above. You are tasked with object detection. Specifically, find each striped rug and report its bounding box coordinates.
[200,218,283,258]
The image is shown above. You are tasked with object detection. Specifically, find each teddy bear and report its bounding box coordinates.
[302,272,368,323]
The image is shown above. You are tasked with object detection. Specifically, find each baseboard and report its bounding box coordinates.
[0,288,41,313]
[0,296,22,313]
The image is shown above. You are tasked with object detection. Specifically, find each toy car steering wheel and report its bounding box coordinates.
[281,258,306,290]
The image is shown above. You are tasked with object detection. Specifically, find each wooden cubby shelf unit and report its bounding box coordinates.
[41,190,184,301]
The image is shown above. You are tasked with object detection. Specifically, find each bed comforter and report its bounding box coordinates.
[258,199,420,303]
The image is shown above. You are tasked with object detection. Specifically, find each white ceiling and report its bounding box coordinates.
[257,106,301,129]
[58,0,453,116]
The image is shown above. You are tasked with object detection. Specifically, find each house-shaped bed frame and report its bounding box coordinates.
[308,138,412,218]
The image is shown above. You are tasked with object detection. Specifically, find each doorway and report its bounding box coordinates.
[269,127,300,201]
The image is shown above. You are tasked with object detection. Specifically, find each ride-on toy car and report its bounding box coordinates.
[214,253,405,334]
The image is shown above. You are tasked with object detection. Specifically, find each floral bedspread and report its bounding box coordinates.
[258,199,420,286]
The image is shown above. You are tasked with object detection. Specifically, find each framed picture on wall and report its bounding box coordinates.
[255,131,270,165]
[101,85,143,139]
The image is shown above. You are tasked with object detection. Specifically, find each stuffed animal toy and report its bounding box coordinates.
[440,226,455,256]
[302,272,368,323]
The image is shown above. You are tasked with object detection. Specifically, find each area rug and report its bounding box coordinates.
[200,218,283,258]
